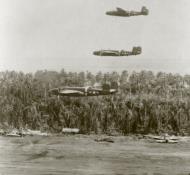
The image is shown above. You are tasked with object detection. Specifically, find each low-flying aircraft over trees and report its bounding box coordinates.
[48,82,118,97]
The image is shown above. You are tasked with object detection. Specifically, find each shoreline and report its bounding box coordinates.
[1,128,190,144]
[0,127,189,136]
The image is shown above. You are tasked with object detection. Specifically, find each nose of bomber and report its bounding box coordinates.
[93,51,99,55]
[49,88,59,95]
[106,11,112,15]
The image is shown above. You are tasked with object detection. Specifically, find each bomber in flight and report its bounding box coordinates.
[93,47,142,56]
[106,6,149,17]
[48,82,118,97]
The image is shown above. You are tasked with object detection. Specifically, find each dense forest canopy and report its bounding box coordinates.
[0,69,190,135]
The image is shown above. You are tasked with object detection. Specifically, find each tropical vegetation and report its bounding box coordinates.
[0,69,190,135]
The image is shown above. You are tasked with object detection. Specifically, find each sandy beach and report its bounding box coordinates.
[0,135,190,175]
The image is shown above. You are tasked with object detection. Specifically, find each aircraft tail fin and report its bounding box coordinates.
[102,82,119,91]
[111,82,119,90]
[141,6,149,15]
[102,84,111,91]
[132,46,142,55]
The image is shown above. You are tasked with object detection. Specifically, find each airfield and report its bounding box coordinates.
[0,135,190,175]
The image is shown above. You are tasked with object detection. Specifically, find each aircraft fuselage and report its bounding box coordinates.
[106,7,149,17]
[49,86,117,97]
[106,11,146,17]
[93,48,141,56]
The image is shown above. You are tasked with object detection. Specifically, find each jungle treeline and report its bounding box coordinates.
[0,69,190,135]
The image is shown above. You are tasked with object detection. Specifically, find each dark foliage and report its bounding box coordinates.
[0,69,190,135]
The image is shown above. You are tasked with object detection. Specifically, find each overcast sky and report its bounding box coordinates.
[0,0,190,74]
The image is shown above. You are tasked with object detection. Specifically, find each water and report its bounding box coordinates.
[0,135,190,175]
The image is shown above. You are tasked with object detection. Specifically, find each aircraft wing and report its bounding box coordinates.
[59,90,84,95]
[90,88,102,92]
[116,7,126,12]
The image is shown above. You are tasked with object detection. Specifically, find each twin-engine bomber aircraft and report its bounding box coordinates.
[49,82,118,97]
[93,47,141,56]
[106,6,149,17]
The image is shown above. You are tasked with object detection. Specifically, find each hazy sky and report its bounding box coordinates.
[0,0,190,74]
